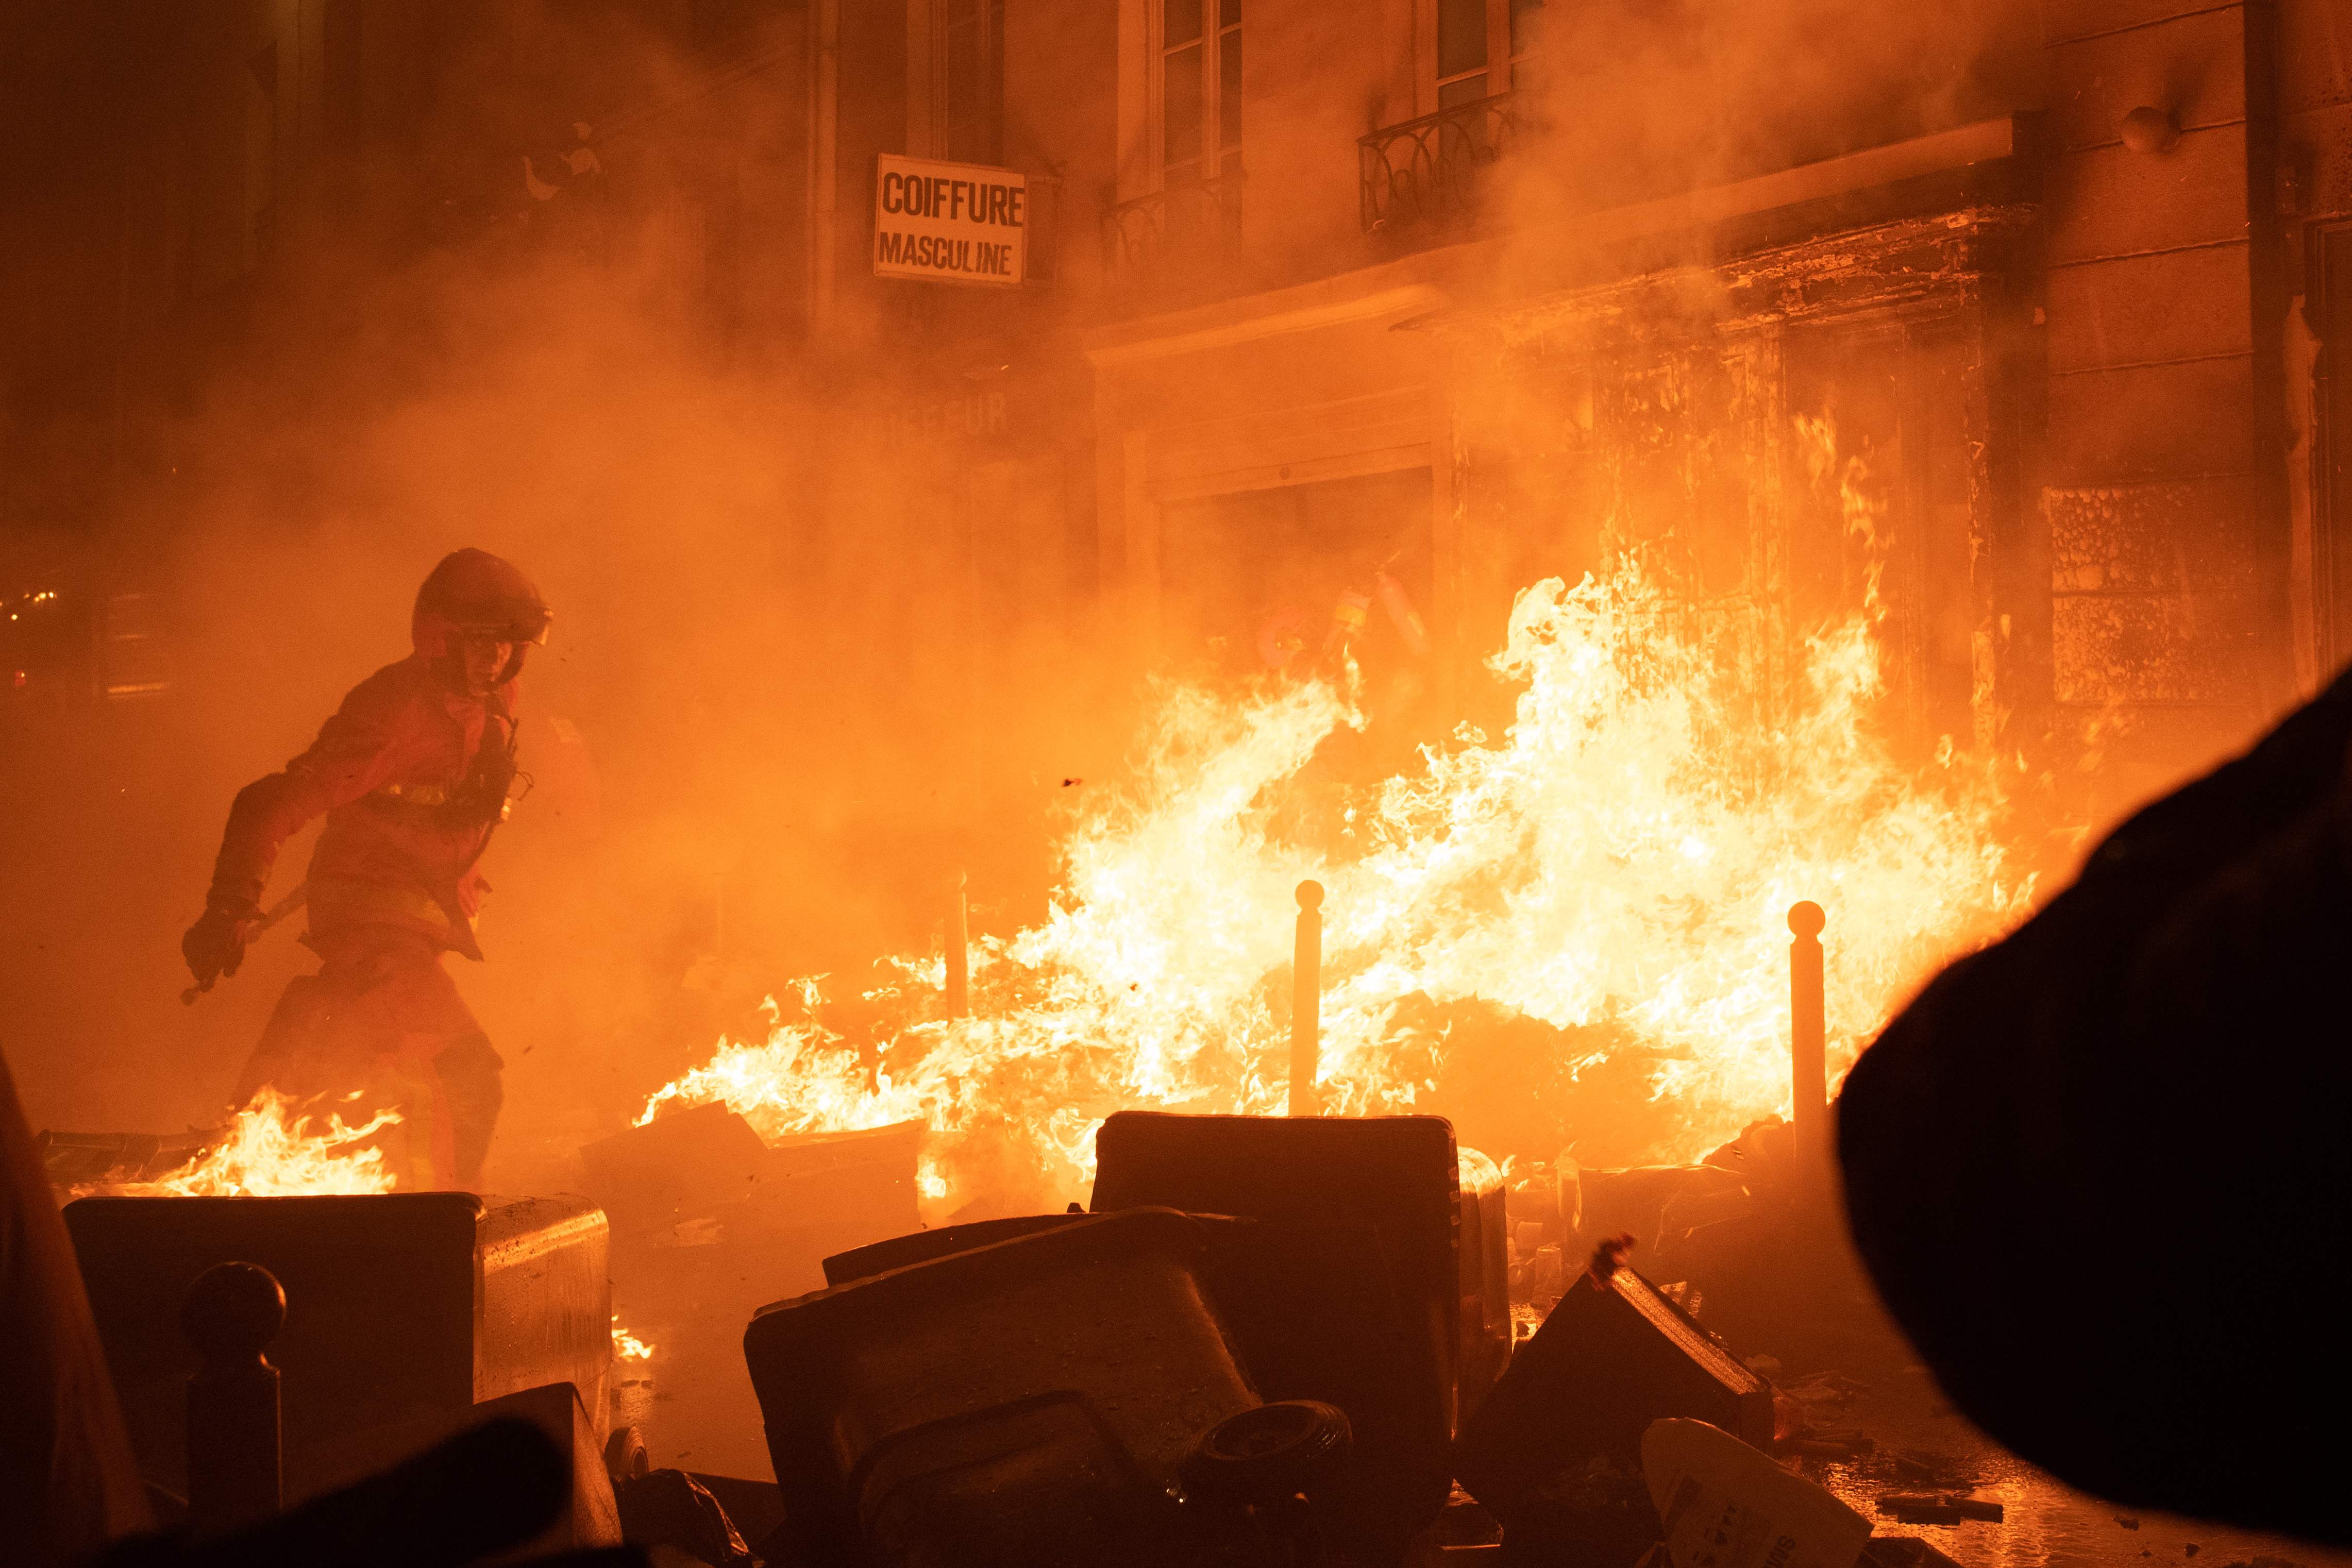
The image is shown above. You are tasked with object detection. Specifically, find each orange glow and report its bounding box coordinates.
[613,1315,657,1362]
[638,429,2030,1207]
[93,1089,400,1197]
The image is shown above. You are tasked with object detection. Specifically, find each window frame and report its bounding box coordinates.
[1149,0,1240,193]
[1420,0,1533,115]
[906,0,1006,165]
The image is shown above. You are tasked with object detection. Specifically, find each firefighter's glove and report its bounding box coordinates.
[182,898,260,988]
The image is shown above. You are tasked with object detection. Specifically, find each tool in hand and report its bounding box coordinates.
[181,882,310,1005]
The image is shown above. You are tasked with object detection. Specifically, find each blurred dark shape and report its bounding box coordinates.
[181,1261,287,1531]
[613,1468,753,1566]
[744,1206,1258,1567]
[1840,666,2352,1544]
[1454,1254,1771,1531]
[93,1415,596,1568]
[299,1382,624,1555]
[64,1193,610,1503]
[1090,1110,1465,1560]
[0,1044,154,1567]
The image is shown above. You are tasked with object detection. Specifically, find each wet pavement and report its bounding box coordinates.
[1791,1353,2348,1568]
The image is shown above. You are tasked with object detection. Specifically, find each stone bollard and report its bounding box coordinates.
[1787,901,1827,1139]
[182,1260,285,1532]
[1290,881,1324,1117]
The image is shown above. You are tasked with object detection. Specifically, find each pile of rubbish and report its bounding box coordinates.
[62,1108,1976,1568]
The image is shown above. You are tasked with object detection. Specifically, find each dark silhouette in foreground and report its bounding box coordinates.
[1840,669,2352,1545]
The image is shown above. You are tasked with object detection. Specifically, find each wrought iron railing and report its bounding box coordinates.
[1358,91,1519,234]
[1102,174,1244,293]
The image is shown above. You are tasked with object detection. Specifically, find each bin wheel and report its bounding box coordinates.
[604,1424,650,1488]
[1181,1400,1352,1507]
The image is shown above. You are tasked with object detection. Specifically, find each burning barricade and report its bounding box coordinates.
[44,534,2038,1564]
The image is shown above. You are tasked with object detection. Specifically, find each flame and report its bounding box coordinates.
[640,432,2029,1207]
[94,1090,401,1197]
[613,1316,657,1362]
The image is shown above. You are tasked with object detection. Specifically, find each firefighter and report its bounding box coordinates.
[179,550,552,1190]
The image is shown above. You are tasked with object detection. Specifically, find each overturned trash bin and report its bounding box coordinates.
[64,1193,611,1504]
[1091,1110,1463,1560]
[1456,1243,1773,1531]
[744,1206,1265,1567]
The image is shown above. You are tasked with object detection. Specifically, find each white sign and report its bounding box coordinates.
[872,155,1027,286]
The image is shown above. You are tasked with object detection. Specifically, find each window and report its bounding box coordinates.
[1159,0,1239,189]
[1435,0,1538,109]
[937,0,1005,164]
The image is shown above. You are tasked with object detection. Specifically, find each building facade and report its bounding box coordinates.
[13,0,2352,819]
[815,0,2352,812]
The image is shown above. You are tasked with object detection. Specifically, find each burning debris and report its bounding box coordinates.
[16,0,2331,1557]
[66,1091,400,1199]
[636,546,2029,1213]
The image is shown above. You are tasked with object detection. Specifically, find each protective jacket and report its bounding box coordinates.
[207,551,541,959]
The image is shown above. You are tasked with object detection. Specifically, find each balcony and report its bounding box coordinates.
[1358,91,1519,236]
[1102,175,1244,297]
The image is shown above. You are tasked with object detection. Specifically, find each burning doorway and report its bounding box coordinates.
[1158,466,1441,766]
[1442,204,2037,771]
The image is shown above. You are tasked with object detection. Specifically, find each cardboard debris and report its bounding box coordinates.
[1644,1418,1873,1568]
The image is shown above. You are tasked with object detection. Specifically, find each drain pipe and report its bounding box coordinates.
[805,0,839,332]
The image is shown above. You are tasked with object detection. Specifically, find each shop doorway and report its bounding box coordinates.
[1157,465,1439,770]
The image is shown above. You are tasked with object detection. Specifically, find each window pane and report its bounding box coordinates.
[1436,0,1485,79]
[1219,0,1239,24]
[1163,42,1203,170]
[1165,0,1201,47]
[1218,29,1241,150]
[1437,72,1486,111]
[944,16,979,132]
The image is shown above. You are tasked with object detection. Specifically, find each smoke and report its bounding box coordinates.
[1503,0,2042,223]
[0,5,1117,1162]
[1,0,2059,1173]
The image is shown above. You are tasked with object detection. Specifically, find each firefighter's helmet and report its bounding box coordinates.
[413,549,551,687]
